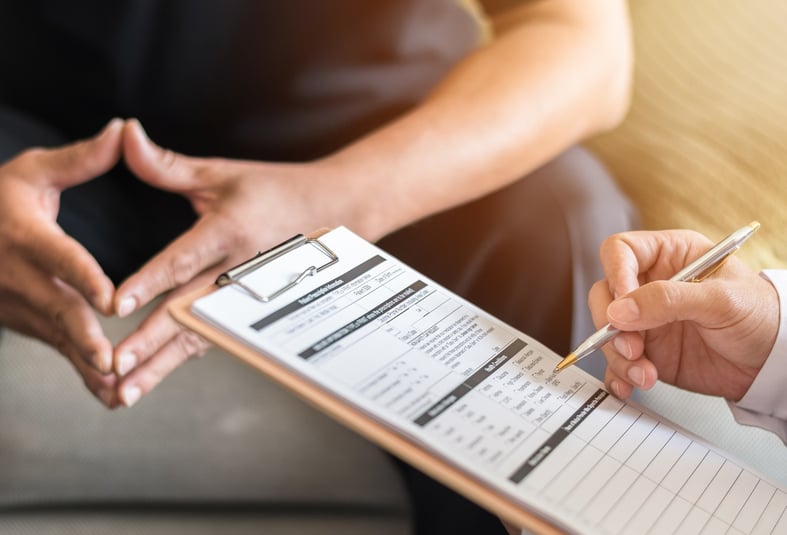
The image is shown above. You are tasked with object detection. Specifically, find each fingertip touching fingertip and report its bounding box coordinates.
[100,117,124,137]
[92,288,114,316]
[126,117,148,139]
[117,295,138,318]
[87,347,113,375]
[121,385,142,408]
[116,351,138,377]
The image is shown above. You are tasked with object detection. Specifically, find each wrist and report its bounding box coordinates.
[733,270,787,412]
[315,151,406,242]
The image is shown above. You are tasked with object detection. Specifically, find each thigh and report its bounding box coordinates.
[378,146,638,374]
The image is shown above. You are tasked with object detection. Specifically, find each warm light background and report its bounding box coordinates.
[584,0,787,271]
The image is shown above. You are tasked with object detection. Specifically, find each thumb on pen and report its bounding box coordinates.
[607,279,731,332]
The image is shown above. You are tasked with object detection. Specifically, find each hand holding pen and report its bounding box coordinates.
[556,222,779,401]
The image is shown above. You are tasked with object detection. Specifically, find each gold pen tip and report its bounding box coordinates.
[748,221,761,232]
[554,353,577,373]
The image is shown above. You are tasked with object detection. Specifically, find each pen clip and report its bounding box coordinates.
[687,251,735,282]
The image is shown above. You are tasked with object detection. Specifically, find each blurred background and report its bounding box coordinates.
[585,0,787,270]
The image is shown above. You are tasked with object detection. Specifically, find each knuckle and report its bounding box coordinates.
[712,283,743,320]
[159,148,178,170]
[212,214,240,254]
[51,248,72,278]
[658,281,678,306]
[175,329,207,358]
[167,251,199,287]
[51,306,67,328]
[128,324,171,360]
[227,232,248,258]
[650,281,680,321]
[133,337,159,362]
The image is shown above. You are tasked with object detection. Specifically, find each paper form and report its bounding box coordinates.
[192,227,787,534]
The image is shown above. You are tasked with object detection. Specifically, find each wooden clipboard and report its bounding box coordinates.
[168,229,564,535]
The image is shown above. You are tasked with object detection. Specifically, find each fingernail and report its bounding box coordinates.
[122,385,142,407]
[117,296,138,317]
[130,118,147,137]
[95,292,109,313]
[91,289,112,315]
[610,380,622,398]
[101,117,123,135]
[117,352,137,376]
[91,349,112,373]
[613,336,631,359]
[608,297,639,323]
[627,366,645,387]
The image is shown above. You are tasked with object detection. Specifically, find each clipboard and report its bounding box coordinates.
[169,227,787,535]
[169,228,560,534]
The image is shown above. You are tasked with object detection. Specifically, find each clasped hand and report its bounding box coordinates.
[0,118,350,408]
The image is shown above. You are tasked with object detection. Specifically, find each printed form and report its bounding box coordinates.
[192,227,787,534]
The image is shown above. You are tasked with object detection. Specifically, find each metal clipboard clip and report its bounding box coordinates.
[215,234,339,303]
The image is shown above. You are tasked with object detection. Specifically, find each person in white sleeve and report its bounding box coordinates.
[587,228,787,443]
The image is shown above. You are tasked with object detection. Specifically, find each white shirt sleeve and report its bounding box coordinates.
[727,269,787,444]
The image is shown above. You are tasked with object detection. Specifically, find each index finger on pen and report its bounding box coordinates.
[603,230,719,298]
[599,232,651,299]
[114,214,236,317]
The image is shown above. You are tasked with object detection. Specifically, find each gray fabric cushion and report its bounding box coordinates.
[0,513,409,535]
[0,305,410,533]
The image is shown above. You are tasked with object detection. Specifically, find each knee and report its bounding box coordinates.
[539,146,639,235]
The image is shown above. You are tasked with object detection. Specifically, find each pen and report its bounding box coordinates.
[554,221,761,373]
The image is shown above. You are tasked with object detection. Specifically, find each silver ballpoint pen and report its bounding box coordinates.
[554,221,761,373]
